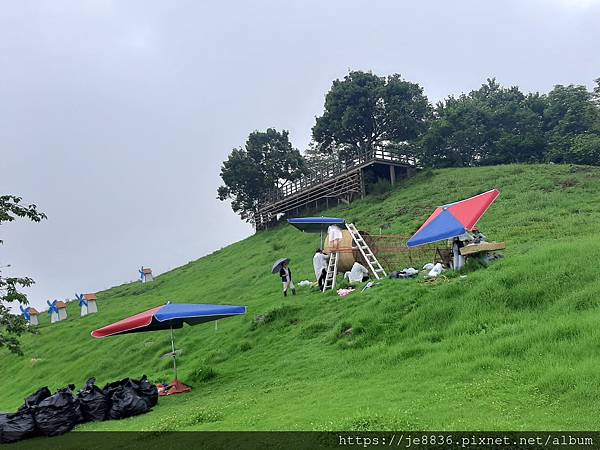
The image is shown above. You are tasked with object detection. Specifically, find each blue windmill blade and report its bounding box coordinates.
[47,300,58,315]
[20,305,30,321]
[76,293,87,307]
[139,266,145,281]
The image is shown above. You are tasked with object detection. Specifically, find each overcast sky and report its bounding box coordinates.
[1,0,599,311]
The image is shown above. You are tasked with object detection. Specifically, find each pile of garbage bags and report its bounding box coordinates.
[0,375,158,444]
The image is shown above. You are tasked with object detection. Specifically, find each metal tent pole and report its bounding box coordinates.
[170,323,178,381]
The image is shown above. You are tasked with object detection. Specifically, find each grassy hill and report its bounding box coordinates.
[3,164,600,432]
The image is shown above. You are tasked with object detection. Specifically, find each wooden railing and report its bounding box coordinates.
[259,149,416,205]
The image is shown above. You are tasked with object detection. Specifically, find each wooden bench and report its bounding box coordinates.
[460,242,506,256]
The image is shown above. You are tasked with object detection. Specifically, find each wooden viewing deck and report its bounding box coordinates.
[254,149,417,230]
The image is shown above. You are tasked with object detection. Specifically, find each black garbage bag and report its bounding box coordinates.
[78,378,109,422]
[23,386,51,408]
[0,409,38,443]
[106,385,148,420]
[133,375,158,408]
[34,385,84,437]
[102,377,133,398]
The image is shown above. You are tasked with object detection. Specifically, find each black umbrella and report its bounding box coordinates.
[271,258,290,274]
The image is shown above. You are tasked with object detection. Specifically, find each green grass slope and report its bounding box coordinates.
[2,164,600,431]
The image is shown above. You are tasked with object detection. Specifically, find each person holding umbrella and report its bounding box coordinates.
[280,261,295,297]
[272,258,295,297]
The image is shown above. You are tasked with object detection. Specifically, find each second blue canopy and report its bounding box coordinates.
[287,217,345,233]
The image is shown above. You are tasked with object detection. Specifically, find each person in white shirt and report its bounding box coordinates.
[327,225,343,252]
[344,261,369,283]
[313,248,329,290]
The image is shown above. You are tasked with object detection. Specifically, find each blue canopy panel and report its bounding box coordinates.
[287,217,345,233]
[155,303,247,326]
[407,210,467,248]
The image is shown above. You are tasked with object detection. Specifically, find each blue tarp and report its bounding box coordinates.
[287,217,345,233]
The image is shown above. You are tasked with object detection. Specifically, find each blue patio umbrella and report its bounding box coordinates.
[92,303,247,391]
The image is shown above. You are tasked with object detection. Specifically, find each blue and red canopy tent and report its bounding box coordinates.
[407,189,500,248]
[92,303,246,394]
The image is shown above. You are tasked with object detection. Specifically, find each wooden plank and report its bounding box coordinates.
[460,242,506,256]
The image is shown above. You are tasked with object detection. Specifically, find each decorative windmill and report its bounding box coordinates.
[56,301,68,320]
[139,266,154,283]
[29,307,40,325]
[20,306,40,326]
[47,300,68,323]
[76,293,88,317]
[47,300,60,323]
[84,293,98,314]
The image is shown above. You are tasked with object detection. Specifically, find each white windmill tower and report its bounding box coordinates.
[84,293,98,314]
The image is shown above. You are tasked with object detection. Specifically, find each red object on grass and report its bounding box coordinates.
[157,379,192,396]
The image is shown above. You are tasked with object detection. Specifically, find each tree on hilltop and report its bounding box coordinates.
[312,71,430,161]
[217,129,307,223]
[419,79,547,167]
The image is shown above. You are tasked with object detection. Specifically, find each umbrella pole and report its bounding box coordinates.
[170,324,178,381]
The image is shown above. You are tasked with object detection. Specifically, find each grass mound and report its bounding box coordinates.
[3,164,600,431]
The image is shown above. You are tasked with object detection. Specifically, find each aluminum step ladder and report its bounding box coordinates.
[322,251,339,292]
[345,223,387,280]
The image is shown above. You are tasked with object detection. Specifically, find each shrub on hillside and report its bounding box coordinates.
[190,366,217,383]
[250,305,300,330]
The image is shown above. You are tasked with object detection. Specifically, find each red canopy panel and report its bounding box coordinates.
[91,306,162,338]
[446,189,500,230]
